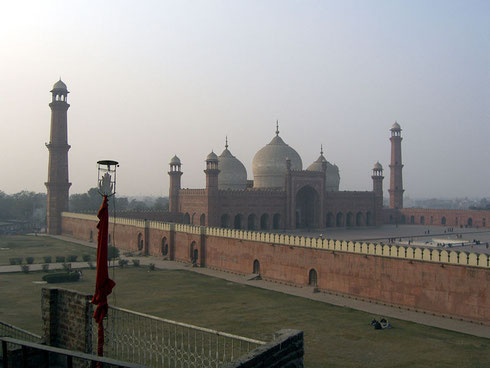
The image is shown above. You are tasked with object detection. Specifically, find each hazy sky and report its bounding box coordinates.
[1,0,489,199]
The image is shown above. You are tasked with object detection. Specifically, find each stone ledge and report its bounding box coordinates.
[222,329,304,368]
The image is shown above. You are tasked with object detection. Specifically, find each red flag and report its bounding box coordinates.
[91,195,116,357]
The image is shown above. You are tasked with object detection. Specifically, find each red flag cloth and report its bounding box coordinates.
[91,195,116,357]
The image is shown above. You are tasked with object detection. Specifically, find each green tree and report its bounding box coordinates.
[153,197,169,211]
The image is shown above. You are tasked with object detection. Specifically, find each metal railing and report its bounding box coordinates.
[0,321,41,342]
[0,321,41,359]
[1,336,146,368]
[93,306,265,367]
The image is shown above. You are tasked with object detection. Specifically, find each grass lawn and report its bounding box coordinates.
[0,235,97,265]
[1,266,488,368]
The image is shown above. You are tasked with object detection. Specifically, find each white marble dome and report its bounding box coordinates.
[306,149,340,192]
[218,143,247,190]
[252,129,302,188]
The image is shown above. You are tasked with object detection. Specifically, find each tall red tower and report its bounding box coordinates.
[45,80,72,234]
[372,161,384,197]
[372,161,384,225]
[168,155,182,213]
[389,122,404,209]
[204,151,220,227]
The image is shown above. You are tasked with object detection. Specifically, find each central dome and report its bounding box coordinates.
[252,127,302,188]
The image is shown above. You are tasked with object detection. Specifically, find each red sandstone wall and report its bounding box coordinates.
[400,208,489,228]
[61,215,490,323]
[204,237,489,322]
[383,208,490,228]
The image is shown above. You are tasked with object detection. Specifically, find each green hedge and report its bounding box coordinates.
[42,272,80,284]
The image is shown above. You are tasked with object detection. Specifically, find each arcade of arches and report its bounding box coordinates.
[183,210,376,229]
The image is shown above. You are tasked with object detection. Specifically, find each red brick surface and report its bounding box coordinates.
[62,216,490,323]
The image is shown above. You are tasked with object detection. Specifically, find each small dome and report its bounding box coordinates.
[169,155,181,165]
[206,151,218,162]
[391,122,401,131]
[373,161,383,170]
[252,128,302,188]
[218,143,247,190]
[307,148,340,192]
[52,79,67,91]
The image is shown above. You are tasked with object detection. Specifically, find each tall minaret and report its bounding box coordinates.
[45,79,72,234]
[205,151,220,227]
[168,155,182,213]
[389,122,404,209]
[372,162,384,225]
[372,161,384,197]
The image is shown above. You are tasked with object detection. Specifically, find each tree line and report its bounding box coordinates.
[0,188,169,224]
[69,188,169,213]
[0,191,46,224]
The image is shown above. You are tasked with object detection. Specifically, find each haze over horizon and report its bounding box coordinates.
[1,1,489,199]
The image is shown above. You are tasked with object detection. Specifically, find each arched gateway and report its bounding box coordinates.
[295,185,320,228]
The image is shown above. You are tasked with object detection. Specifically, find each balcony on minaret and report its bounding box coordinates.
[50,79,69,102]
[390,121,402,137]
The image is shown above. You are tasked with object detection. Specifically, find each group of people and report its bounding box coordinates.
[370,318,392,330]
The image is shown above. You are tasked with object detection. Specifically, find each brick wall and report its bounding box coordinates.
[61,213,490,323]
[384,208,490,228]
[223,330,304,368]
[39,288,302,367]
[41,288,93,353]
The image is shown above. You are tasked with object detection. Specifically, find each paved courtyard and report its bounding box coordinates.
[282,225,490,254]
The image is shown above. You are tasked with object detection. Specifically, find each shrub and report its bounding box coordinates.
[87,261,95,269]
[82,254,91,262]
[132,259,140,267]
[9,257,22,265]
[67,255,78,262]
[123,252,134,257]
[26,257,35,264]
[55,256,65,263]
[62,263,72,271]
[43,256,52,263]
[108,246,120,261]
[148,263,155,271]
[118,259,129,268]
[42,272,80,284]
[42,264,49,272]
[21,265,30,273]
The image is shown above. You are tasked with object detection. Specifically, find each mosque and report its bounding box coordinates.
[46,79,489,235]
[168,122,394,230]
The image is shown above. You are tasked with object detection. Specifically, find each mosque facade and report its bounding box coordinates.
[168,123,389,230]
[45,80,489,233]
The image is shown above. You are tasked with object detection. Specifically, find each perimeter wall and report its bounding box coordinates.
[61,212,490,324]
[384,208,490,228]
